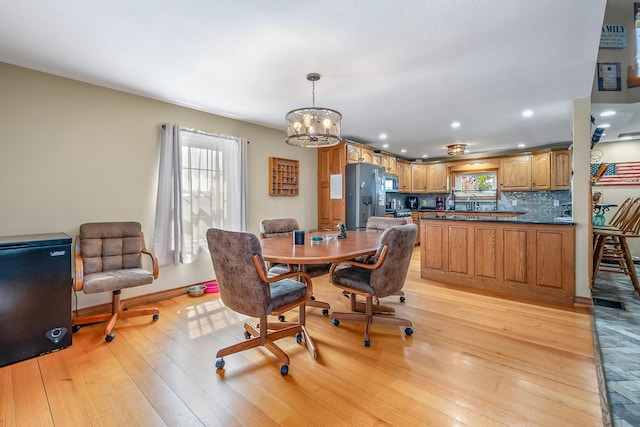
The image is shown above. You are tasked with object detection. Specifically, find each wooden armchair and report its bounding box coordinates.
[207,228,316,376]
[260,218,331,318]
[72,222,159,342]
[329,223,418,346]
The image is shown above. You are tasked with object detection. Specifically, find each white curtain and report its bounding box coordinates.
[154,124,247,265]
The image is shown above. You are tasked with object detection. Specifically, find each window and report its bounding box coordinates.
[454,171,497,195]
[154,125,247,265]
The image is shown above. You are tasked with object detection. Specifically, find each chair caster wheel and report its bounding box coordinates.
[332,319,340,326]
[280,365,289,376]
[364,339,370,347]
[278,315,285,322]
[322,309,329,316]
[105,334,115,343]
[310,295,316,301]
[72,325,81,333]
[244,331,252,339]
[405,327,413,336]
[215,359,225,370]
[400,296,406,303]
[153,314,159,321]
[296,333,302,343]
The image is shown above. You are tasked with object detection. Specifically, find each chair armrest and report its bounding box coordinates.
[252,255,313,299]
[328,245,389,277]
[142,249,159,279]
[141,232,159,279]
[74,236,84,292]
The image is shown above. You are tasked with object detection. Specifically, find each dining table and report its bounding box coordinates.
[260,230,381,265]
[260,230,395,314]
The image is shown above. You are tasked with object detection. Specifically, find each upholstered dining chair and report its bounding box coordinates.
[207,228,316,376]
[329,223,418,347]
[355,216,409,303]
[72,222,159,342]
[260,218,331,318]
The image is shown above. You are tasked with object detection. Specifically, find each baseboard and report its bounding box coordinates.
[72,280,214,317]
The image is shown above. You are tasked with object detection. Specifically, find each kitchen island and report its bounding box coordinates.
[420,215,576,306]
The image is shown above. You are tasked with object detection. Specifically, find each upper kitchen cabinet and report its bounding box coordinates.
[383,154,397,175]
[411,163,428,193]
[360,146,374,164]
[346,143,362,164]
[500,155,532,191]
[531,152,551,190]
[551,149,571,190]
[426,162,448,193]
[373,152,383,167]
[397,160,412,192]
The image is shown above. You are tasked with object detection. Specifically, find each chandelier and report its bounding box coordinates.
[447,144,467,156]
[285,73,342,147]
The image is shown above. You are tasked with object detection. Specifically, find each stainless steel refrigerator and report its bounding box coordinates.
[345,163,386,230]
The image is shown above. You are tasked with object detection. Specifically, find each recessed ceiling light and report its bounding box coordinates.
[600,111,616,117]
[600,123,611,128]
[400,149,407,153]
[518,143,526,148]
[522,110,534,118]
[382,143,389,148]
[422,154,428,158]
[379,133,387,140]
[451,122,461,128]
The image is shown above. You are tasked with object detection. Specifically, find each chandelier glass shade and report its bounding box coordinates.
[447,144,467,156]
[286,73,342,147]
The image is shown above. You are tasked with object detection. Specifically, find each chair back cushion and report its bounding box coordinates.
[207,228,271,317]
[366,216,407,232]
[370,223,418,297]
[79,222,144,275]
[260,218,299,238]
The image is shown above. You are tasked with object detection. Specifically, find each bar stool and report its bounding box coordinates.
[592,198,640,294]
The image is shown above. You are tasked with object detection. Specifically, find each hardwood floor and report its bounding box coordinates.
[1,249,604,426]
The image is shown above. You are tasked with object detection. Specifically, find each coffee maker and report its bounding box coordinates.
[407,196,418,210]
[435,196,445,210]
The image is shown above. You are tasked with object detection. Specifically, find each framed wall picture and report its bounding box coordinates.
[597,62,621,91]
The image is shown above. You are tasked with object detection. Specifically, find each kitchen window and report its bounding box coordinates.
[453,171,497,196]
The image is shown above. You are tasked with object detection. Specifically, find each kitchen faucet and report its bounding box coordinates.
[466,194,479,211]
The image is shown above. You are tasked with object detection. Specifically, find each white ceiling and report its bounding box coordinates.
[0,1,607,160]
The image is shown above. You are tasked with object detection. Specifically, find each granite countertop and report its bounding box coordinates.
[419,213,575,225]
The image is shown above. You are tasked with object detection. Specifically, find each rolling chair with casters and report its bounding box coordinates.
[328,223,418,347]
[356,216,409,304]
[72,222,159,342]
[260,218,331,320]
[206,228,316,376]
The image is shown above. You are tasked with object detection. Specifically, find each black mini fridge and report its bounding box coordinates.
[0,233,72,367]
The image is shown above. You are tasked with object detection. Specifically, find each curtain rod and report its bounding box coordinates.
[161,124,249,143]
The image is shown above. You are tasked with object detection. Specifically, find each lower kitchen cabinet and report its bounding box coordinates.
[420,218,575,305]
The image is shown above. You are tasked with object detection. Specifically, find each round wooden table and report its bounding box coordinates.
[260,230,381,265]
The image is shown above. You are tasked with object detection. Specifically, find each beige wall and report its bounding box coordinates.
[0,62,318,309]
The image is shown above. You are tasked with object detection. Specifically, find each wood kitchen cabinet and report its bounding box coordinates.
[411,163,427,193]
[383,154,397,175]
[500,155,532,191]
[420,218,575,305]
[346,143,362,164]
[426,162,448,193]
[531,152,551,190]
[397,160,412,192]
[551,149,571,190]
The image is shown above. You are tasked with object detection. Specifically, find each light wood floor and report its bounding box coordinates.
[1,250,604,426]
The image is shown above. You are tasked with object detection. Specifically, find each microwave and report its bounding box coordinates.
[384,174,399,192]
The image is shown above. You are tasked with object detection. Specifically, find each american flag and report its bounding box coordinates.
[592,162,640,186]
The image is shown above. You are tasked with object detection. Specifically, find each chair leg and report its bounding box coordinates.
[330,294,412,346]
[72,290,159,341]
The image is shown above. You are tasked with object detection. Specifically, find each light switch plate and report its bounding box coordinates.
[554,200,559,207]
[511,199,517,206]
